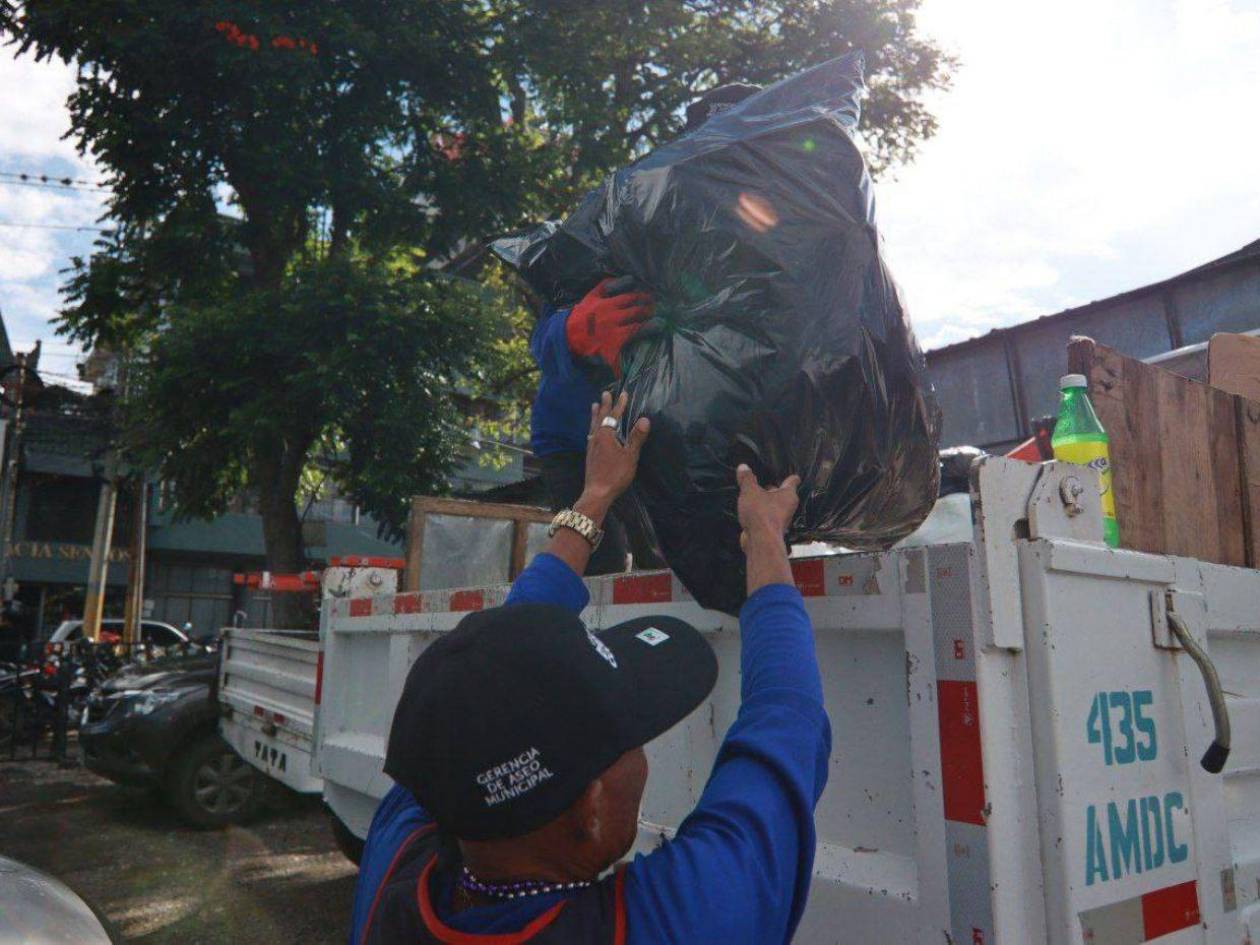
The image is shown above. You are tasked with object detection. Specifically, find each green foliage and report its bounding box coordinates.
[500,0,954,175]
[463,265,539,461]
[1,0,951,577]
[127,259,488,539]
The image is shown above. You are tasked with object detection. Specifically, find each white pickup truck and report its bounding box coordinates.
[222,458,1260,944]
[217,627,322,794]
[217,565,398,805]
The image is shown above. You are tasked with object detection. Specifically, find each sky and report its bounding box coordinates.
[1,0,1258,376]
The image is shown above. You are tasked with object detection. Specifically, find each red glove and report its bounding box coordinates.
[565,277,653,378]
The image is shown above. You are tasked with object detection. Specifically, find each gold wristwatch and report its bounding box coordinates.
[548,509,604,549]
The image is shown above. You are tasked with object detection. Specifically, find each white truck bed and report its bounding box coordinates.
[311,457,1260,944]
[218,628,322,794]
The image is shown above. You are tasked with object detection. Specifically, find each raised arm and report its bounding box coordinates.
[505,391,649,609]
[625,466,830,945]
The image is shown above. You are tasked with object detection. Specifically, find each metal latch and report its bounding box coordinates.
[1026,464,1105,542]
[1058,475,1086,516]
[1156,590,1231,774]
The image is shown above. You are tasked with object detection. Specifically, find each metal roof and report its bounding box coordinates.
[927,238,1260,359]
[0,303,13,368]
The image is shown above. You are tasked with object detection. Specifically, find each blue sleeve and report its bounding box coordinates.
[624,584,831,945]
[504,552,590,613]
[529,307,582,384]
[529,305,600,457]
[348,784,433,945]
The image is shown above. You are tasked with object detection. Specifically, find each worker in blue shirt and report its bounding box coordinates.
[350,389,831,945]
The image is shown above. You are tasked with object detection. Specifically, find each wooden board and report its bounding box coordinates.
[403,496,552,591]
[1198,333,1260,565]
[1208,332,1260,402]
[1236,398,1260,568]
[1068,337,1248,566]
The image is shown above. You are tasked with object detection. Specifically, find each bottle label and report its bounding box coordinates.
[1054,440,1117,521]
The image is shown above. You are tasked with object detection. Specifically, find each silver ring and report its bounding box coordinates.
[601,416,619,429]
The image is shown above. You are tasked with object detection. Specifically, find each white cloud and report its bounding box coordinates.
[0,49,104,366]
[877,0,1260,350]
[0,51,84,165]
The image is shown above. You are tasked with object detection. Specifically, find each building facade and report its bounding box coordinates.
[4,404,405,638]
[0,330,525,639]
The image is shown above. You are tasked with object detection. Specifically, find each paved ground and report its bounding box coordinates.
[0,755,358,944]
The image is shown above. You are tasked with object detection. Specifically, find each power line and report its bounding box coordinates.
[0,170,109,191]
[0,169,105,187]
[0,179,108,195]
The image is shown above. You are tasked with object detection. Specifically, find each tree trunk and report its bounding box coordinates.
[329,202,350,260]
[254,437,313,629]
[222,163,317,627]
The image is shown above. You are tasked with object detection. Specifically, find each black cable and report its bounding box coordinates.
[0,170,108,191]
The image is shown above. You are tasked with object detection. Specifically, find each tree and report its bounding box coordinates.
[128,259,493,559]
[500,0,953,177]
[1,1,951,624]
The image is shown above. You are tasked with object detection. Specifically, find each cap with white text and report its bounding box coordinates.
[384,603,717,840]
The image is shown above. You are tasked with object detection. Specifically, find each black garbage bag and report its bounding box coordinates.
[493,51,940,614]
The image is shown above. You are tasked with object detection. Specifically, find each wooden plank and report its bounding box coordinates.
[1205,378,1246,565]
[411,496,551,524]
[509,520,531,579]
[1208,333,1260,402]
[1206,335,1260,566]
[1067,336,1246,566]
[1069,337,1165,556]
[1237,398,1260,568]
[403,498,427,592]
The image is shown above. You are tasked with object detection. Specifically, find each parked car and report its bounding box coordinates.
[78,653,265,828]
[47,618,191,648]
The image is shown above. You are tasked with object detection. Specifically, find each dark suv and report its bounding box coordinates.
[79,653,265,828]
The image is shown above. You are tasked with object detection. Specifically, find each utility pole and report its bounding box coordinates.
[82,480,117,642]
[121,477,148,647]
[0,353,29,603]
[82,352,126,643]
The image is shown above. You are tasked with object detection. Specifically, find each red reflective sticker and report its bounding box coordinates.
[1141,880,1199,941]
[938,679,986,825]
[394,594,423,615]
[612,573,672,605]
[791,559,824,596]
[449,590,485,612]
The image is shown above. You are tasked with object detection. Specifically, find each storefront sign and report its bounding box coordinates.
[5,541,130,563]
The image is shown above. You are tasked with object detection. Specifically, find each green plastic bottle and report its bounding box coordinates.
[1051,374,1119,547]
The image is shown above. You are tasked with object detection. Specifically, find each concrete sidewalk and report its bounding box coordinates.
[0,758,357,943]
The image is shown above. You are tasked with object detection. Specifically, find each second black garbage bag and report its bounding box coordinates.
[493,51,941,614]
